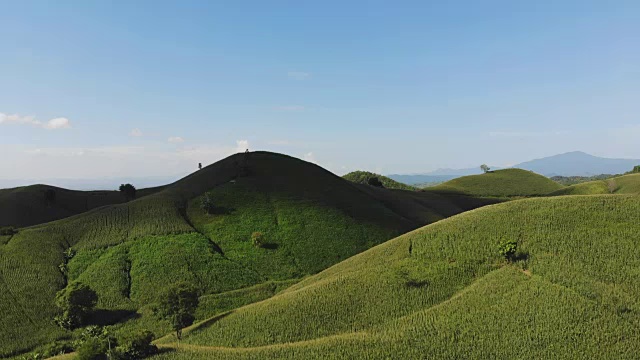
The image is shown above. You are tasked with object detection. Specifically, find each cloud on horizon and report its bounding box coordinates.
[0,113,71,130]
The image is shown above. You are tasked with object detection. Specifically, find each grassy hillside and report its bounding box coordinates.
[0,184,164,228]
[153,194,640,359]
[343,171,417,191]
[431,168,563,197]
[549,173,640,196]
[0,152,497,358]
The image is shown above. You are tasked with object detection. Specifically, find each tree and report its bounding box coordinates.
[498,239,518,262]
[54,282,98,330]
[44,189,56,206]
[198,163,202,170]
[367,177,384,187]
[200,193,216,214]
[480,164,490,173]
[119,184,136,201]
[154,283,199,340]
[632,165,640,174]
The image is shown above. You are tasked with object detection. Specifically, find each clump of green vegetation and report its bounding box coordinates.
[54,282,98,330]
[0,226,16,236]
[251,231,265,247]
[343,171,417,191]
[113,330,157,360]
[154,283,200,340]
[200,193,216,214]
[498,239,517,262]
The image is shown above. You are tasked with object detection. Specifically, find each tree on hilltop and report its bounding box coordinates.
[119,184,137,201]
[480,164,490,173]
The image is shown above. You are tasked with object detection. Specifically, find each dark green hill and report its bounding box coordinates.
[343,171,417,191]
[0,152,497,358]
[0,184,164,228]
[431,168,563,197]
[154,194,640,359]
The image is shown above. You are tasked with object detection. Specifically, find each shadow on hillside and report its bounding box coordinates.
[260,242,279,250]
[208,206,236,215]
[189,311,234,333]
[88,309,140,326]
[513,251,530,262]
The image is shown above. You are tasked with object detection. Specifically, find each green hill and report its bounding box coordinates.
[0,184,164,228]
[153,194,640,359]
[343,171,417,191]
[549,173,640,196]
[0,152,497,358]
[431,168,563,197]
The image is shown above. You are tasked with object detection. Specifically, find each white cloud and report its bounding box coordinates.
[44,117,71,129]
[0,113,71,130]
[274,105,305,112]
[236,140,249,152]
[129,128,143,137]
[168,136,184,144]
[287,71,311,80]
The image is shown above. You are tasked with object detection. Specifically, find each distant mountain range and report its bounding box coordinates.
[389,151,640,185]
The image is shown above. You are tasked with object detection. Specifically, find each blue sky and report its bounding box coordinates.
[1,0,639,183]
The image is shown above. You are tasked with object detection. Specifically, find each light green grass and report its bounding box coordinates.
[154,195,640,359]
[549,173,640,196]
[432,168,563,197]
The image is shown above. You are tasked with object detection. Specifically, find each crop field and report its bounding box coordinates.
[152,194,640,359]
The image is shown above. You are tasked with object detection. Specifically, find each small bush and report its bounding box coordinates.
[77,337,109,360]
[42,340,73,357]
[0,226,16,236]
[200,193,216,214]
[251,232,265,247]
[498,239,518,262]
[115,330,157,359]
[367,177,384,187]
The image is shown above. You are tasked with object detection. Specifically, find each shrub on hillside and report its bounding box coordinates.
[0,226,16,236]
[54,282,98,330]
[42,340,73,357]
[498,239,518,262]
[367,177,384,187]
[44,189,56,206]
[200,193,216,214]
[632,165,640,174]
[251,232,265,247]
[114,330,157,359]
[77,337,109,360]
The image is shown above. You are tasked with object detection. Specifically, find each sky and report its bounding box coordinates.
[1,0,639,186]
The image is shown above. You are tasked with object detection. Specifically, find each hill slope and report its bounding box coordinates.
[343,171,417,190]
[549,173,640,196]
[0,185,164,228]
[430,168,563,197]
[154,194,640,359]
[0,152,498,358]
